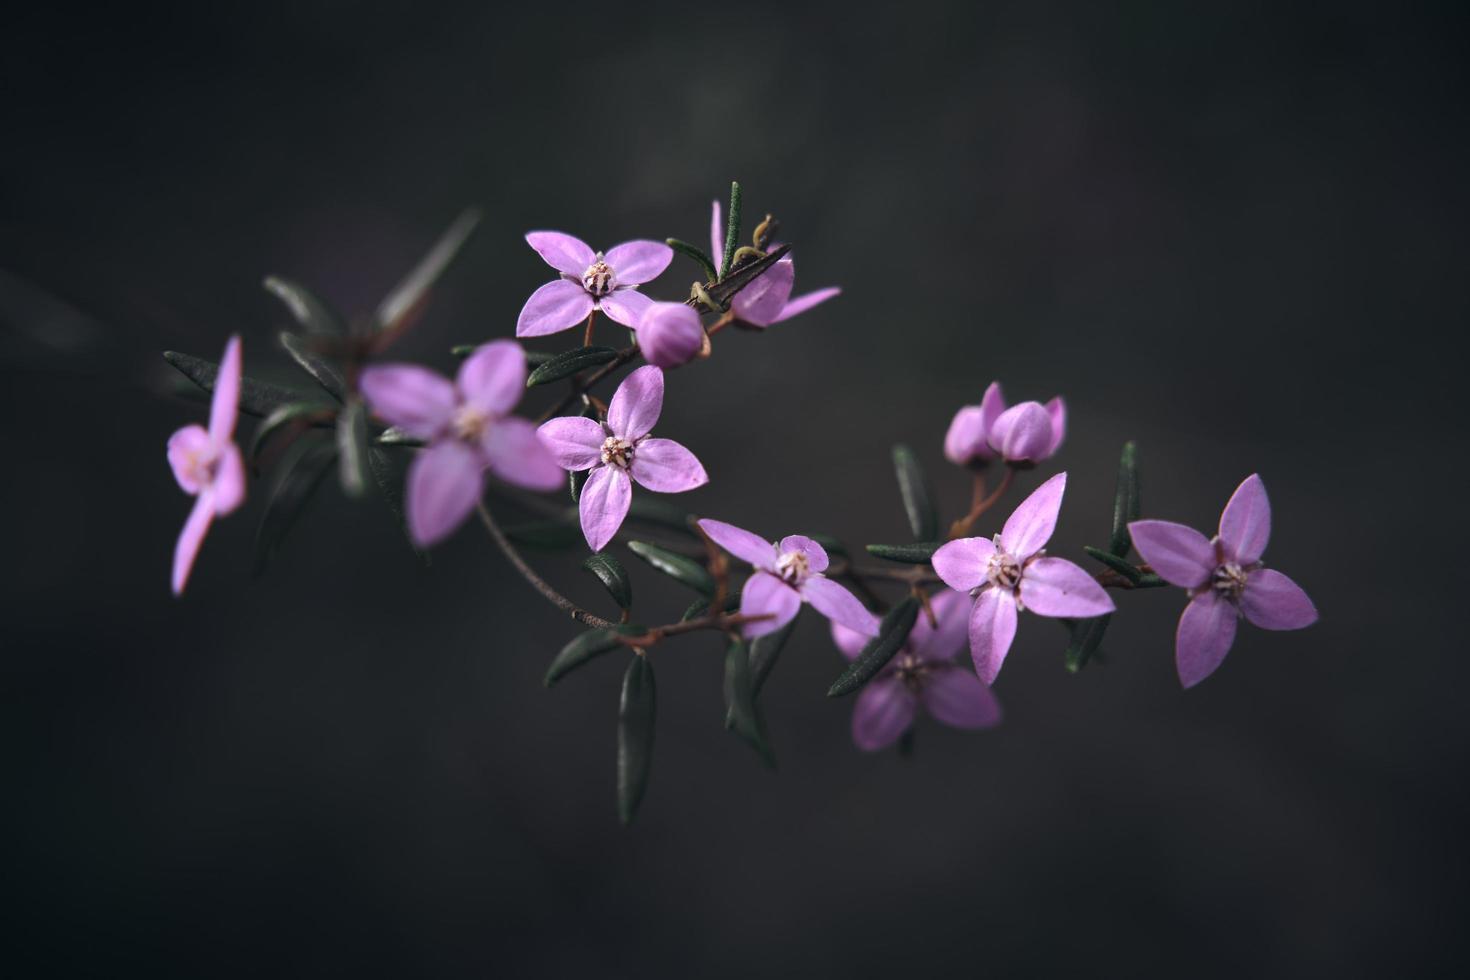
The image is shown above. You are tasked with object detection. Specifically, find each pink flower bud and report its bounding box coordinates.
[635,302,706,368]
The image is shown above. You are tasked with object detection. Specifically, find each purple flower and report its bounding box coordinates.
[167,334,246,595]
[634,301,705,369]
[538,366,708,551]
[710,201,840,328]
[932,473,1114,684]
[515,232,672,337]
[831,589,1002,751]
[359,340,563,547]
[1128,474,1317,688]
[943,381,1066,466]
[696,518,879,639]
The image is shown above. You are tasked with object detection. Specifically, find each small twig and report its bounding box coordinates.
[477,500,616,628]
[949,466,1017,538]
[582,309,597,348]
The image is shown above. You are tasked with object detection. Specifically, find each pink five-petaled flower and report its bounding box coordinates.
[943,381,1066,467]
[1128,474,1317,689]
[932,473,1114,684]
[831,589,1002,751]
[710,201,840,328]
[167,334,246,596]
[359,341,563,548]
[515,232,672,337]
[695,518,879,640]
[537,366,708,552]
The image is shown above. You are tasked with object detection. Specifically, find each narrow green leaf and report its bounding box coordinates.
[252,441,336,575]
[827,598,921,697]
[627,498,698,537]
[569,469,587,502]
[1083,545,1143,584]
[366,446,427,564]
[544,625,643,687]
[163,350,314,418]
[263,275,346,336]
[336,396,370,498]
[526,346,620,387]
[1109,441,1140,557]
[681,589,741,622]
[720,181,742,279]
[865,542,942,564]
[279,331,346,402]
[375,426,423,447]
[1064,614,1111,673]
[724,637,774,767]
[503,518,583,550]
[694,243,791,312]
[617,656,656,826]
[666,237,718,282]
[891,444,938,541]
[1135,571,1167,589]
[249,401,331,462]
[627,540,715,596]
[725,617,797,729]
[374,208,482,331]
[582,553,633,611]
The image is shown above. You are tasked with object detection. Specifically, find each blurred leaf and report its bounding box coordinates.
[163,350,315,418]
[249,401,331,463]
[582,553,633,612]
[627,498,697,537]
[544,625,643,687]
[374,208,482,331]
[723,637,774,767]
[1083,545,1143,584]
[252,440,336,575]
[806,533,847,558]
[279,331,346,402]
[263,275,346,337]
[627,541,714,596]
[891,444,938,541]
[726,617,796,730]
[681,589,741,622]
[898,729,916,757]
[1109,441,1140,558]
[617,656,656,826]
[503,518,582,550]
[335,396,370,498]
[864,542,942,564]
[366,446,426,564]
[666,237,718,282]
[569,469,587,503]
[1064,614,1111,673]
[526,346,620,387]
[827,598,920,697]
[720,181,742,279]
[375,426,423,447]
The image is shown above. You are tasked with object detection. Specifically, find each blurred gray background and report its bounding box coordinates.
[4,2,1466,976]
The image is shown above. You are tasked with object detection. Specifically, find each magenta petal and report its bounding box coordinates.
[525,231,595,275]
[851,677,918,751]
[1218,473,1272,565]
[483,417,564,492]
[606,365,663,441]
[709,200,724,269]
[406,440,485,548]
[599,287,654,329]
[944,406,991,465]
[604,240,673,285]
[1127,519,1215,589]
[211,443,246,515]
[910,589,971,663]
[731,259,795,327]
[516,279,595,337]
[209,334,243,444]
[968,587,1018,685]
[778,535,830,573]
[167,424,211,494]
[1044,396,1066,457]
[830,619,869,661]
[979,381,1007,430]
[990,402,1054,462]
[921,666,1003,730]
[696,518,775,569]
[633,301,704,368]
[1176,591,1238,688]
[536,415,606,471]
[578,465,632,552]
[359,365,456,439]
[1240,568,1318,630]
[931,536,995,592]
[740,571,801,638]
[172,492,215,596]
[629,438,707,493]
[801,576,879,636]
[456,340,526,415]
[1020,557,1114,618]
[1000,472,1066,560]
[774,286,841,323]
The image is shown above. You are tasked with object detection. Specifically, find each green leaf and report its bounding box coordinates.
[582,553,633,611]
[681,589,741,622]
[163,350,315,418]
[526,346,621,387]
[569,469,587,502]
[694,243,791,313]
[374,426,424,447]
[627,498,697,537]
[725,617,796,729]
[806,534,848,559]
[366,446,427,564]
[374,208,482,331]
[279,331,346,402]
[1083,545,1143,584]
[1064,614,1111,673]
[627,541,715,596]
[248,401,331,462]
[666,237,718,282]
[864,542,942,564]
[891,444,938,541]
[335,396,370,498]
[827,598,921,697]
[502,518,583,550]
[544,625,643,687]
[720,181,742,279]
[252,440,336,575]
[1109,441,1140,557]
[617,656,657,826]
[723,637,774,767]
[262,275,346,336]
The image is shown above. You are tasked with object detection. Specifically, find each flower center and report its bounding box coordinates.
[985,544,1022,592]
[1212,561,1248,600]
[181,444,220,488]
[600,435,634,469]
[893,652,930,690]
[582,256,617,297]
[775,550,810,585]
[453,405,491,442]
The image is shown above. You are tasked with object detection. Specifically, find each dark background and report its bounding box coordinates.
[4,2,1466,976]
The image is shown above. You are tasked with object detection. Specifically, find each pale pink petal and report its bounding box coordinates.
[851,677,918,751]
[359,365,456,439]
[1176,590,1238,688]
[1019,557,1114,618]
[709,200,724,269]
[969,587,1018,685]
[979,381,1007,431]
[629,437,707,493]
[578,464,632,552]
[696,518,776,569]
[740,570,802,638]
[599,286,654,329]
[515,279,595,337]
[209,334,243,443]
[211,443,246,515]
[921,666,1003,730]
[911,589,976,663]
[1127,520,1215,589]
[456,340,526,415]
[731,259,795,327]
[536,415,607,471]
[801,576,879,636]
[1000,472,1067,560]
[830,619,869,661]
[172,493,215,596]
[1218,473,1271,565]
[931,536,996,592]
[483,416,564,492]
[604,240,673,285]
[525,231,595,276]
[944,405,991,465]
[167,424,211,495]
[774,286,841,323]
[1044,396,1066,457]
[1240,569,1318,631]
[989,401,1054,462]
[606,365,663,441]
[406,440,485,548]
[778,535,830,573]
[632,301,704,368]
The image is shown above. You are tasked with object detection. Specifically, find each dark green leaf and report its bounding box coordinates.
[627,541,715,595]
[827,598,920,697]
[892,444,938,541]
[252,440,336,575]
[582,553,633,611]
[335,396,370,498]
[502,518,583,550]
[279,331,346,402]
[262,275,346,336]
[681,589,741,622]
[723,637,774,767]
[720,181,742,279]
[1109,441,1140,557]
[366,446,427,564]
[375,426,424,447]
[526,346,620,387]
[249,401,331,462]
[163,350,316,418]
[1083,545,1143,584]
[666,237,718,282]
[865,542,942,564]
[725,616,796,730]
[1064,614,1111,673]
[544,625,643,687]
[627,498,697,537]
[374,208,482,331]
[617,656,656,826]
[692,243,791,313]
[569,469,587,502]
[1135,571,1166,589]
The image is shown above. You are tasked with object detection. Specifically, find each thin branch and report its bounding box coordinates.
[477,500,617,628]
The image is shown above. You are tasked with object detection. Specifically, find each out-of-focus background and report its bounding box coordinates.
[4,2,1465,975]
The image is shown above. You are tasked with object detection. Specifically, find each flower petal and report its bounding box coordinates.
[209,334,242,443]
[851,677,918,751]
[628,437,707,493]
[1127,519,1215,589]
[774,286,841,323]
[979,381,1007,430]
[598,286,654,329]
[696,518,776,569]
[211,443,246,515]
[731,258,795,327]
[525,231,595,275]
[801,576,879,636]
[456,340,526,415]
[740,570,801,638]
[829,619,869,661]
[910,589,971,663]
[968,587,1018,685]
[1044,396,1066,457]
[1218,473,1271,565]
[709,199,724,269]
[989,401,1054,462]
[483,416,564,492]
[604,240,673,285]
[606,364,663,440]
[406,440,485,548]
[359,365,456,439]
[778,535,830,573]
[1240,568,1318,631]
[172,492,215,596]
[1020,557,1115,618]
[167,424,211,495]
[632,301,704,368]
[515,279,595,337]
[1176,590,1238,688]
[1000,471,1066,560]
[921,665,1003,730]
[536,415,607,471]
[931,536,996,592]
[578,464,632,552]
[944,406,991,466]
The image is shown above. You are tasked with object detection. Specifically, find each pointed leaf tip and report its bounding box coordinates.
[617,656,656,826]
[1109,441,1140,558]
[827,598,920,697]
[582,553,633,611]
[627,540,715,596]
[891,445,938,541]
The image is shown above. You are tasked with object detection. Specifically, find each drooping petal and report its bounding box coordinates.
[630,438,708,493]
[921,666,1003,730]
[606,364,663,441]
[525,231,595,275]
[851,677,918,752]
[910,589,971,663]
[1000,471,1067,560]
[731,258,795,327]
[1127,520,1215,589]
[1044,396,1066,457]
[1175,590,1239,688]
[931,536,996,592]
[633,301,705,368]
[598,286,654,329]
[483,417,564,492]
[1239,568,1318,630]
[801,576,879,636]
[778,535,830,573]
[457,340,526,415]
[167,424,212,495]
[944,405,990,465]
[172,492,215,596]
[604,240,673,285]
[989,401,1054,462]
[1218,473,1271,565]
[696,518,776,569]
[358,365,457,439]
[740,570,802,638]
[536,415,607,471]
[968,587,1018,685]
[515,278,595,337]
[209,334,243,444]
[709,199,724,269]
[578,464,632,552]
[774,286,841,323]
[406,440,485,547]
[829,619,869,661]
[1019,557,1115,618]
[211,443,246,515]
[979,381,1007,431]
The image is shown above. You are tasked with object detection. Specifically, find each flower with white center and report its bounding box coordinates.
[515,232,673,337]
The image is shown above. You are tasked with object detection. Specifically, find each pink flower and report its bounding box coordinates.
[359,341,563,547]
[538,366,708,551]
[943,381,1066,466]
[1128,474,1317,688]
[634,302,705,369]
[167,335,246,596]
[831,589,1002,751]
[710,201,840,328]
[696,518,879,639]
[932,473,1114,684]
[515,232,672,337]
